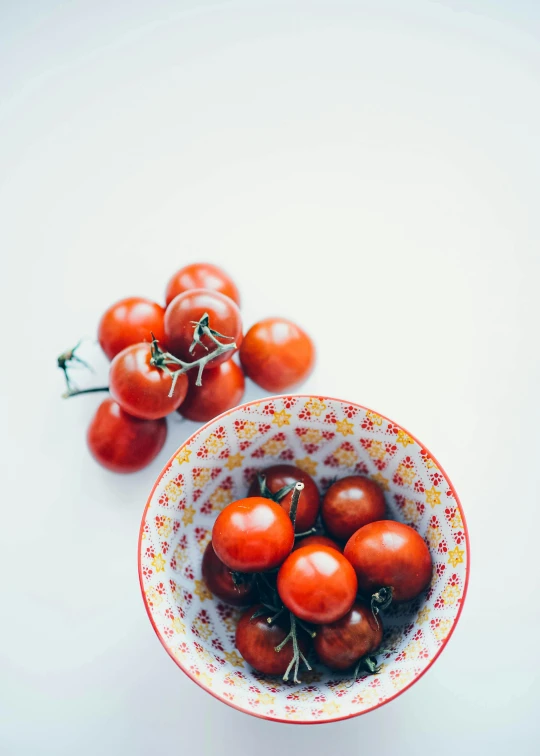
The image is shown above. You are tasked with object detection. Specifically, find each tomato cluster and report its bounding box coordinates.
[202,468,433,683]
[59,263,315,473]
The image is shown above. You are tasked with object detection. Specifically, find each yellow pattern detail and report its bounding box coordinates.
[224,650,244,667]
[295,456,318,476]
[172,617,186,635]
[367,440,386,460]
[175,447,192,465]
[334,446,358,467]
[396,429,414,447]
[209,486,235,511]
[156,517,173,538]
[206,433,225,453]
[450,509,464,529]
[366,410,383,426]
[432,618,452,641]
[441,583,461,606]
[425,486,441,508]
[396,462,416,485]
[447,545,464,567]
[193,580,212,602]
[192,617,212,641]
[261,438,287,456]
[272,409,292,427]
[417,606,431,625]
[321,701,341,716]
[151,553,166,572]
[371,472,390,491]
[165,480,183,502]
[301,428,323,445]
[335,417,354,436]
[403,499,420,524]
[235,421,258,440]
[182,505,196,526]
[193,469,212,488]
[225,453,244,471]
[258,693,275,706]
[305,398,327,416]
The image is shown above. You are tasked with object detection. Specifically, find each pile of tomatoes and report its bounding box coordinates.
[202,465,432,682]
[59,263,315,473]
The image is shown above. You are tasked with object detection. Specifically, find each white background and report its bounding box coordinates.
[1,0,539,753]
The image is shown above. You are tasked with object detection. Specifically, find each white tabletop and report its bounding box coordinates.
[1,1,539,753]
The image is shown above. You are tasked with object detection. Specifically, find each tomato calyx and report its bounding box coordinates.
[370,586,394,624]
[255,473,297,506]
[149,312,238,395]
[57,341,109,398]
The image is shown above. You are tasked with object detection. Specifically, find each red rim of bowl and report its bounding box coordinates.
[138,394,470,725]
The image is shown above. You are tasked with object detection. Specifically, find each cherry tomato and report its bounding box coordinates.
[87,398,167,473]
[322,475,386,542]
[109,343,188,420]
[248,464,320,532]
[212,497,294,573]
[344,520,432,602]
[165,263,240,307]
[178,359,245,422]
[201,541,257,607]
[239,317,315,392]
[236,605,309,676]
[313,601,383,671]
[164,289,242,367]
[277,545,357,624]
[293,534,342,552]
[98,297,165,361]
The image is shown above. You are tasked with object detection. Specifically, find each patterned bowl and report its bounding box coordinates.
[139,395,469,724]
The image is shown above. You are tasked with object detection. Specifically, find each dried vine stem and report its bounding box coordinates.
[275,613,312,683]
[58,312,237,398]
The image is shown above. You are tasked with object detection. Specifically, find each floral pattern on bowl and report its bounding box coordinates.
[139,395,469,724]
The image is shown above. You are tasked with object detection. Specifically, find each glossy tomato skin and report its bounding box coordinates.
[201,541,257,607]
[239,317,315,392]
[344,520,432,602]
[165,263,240,307]
[98,297,165,361]
[293,534,342,552]
[87,398,167,473]
[277,545,358,624]
[248,464,320,532]
[178,359,245,422]
[164,289,242,367]
[313,601,383,671]
[322,475,386,542]
[212,497,294,573]
[109,343,188,420]
[236,605,309,676]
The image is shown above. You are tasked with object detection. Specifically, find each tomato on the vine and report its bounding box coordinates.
[239,317,315,392]
[165,263,240,307]
[98,297,165,361]
[293,534,342,552]
[164,289,242,366]
[178,359,245,422]
[109,343,188,420]
[277,544,357,624]
[87,398,167,473]
[248,464,320,532]
[212,497,294,573]
[235,605,309,676]
[313,601,383,671]
[201,541,257,607]
[344,520,432,602]
[322,475,386,541]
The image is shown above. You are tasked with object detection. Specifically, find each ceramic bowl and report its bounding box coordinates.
[139,395,469,723]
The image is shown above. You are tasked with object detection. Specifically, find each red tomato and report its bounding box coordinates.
[201,541,257,607]
[277,545,357,624]
[178,359,245,422]
[248,464,320,532]
[313,601,383,671]
[165,263,240,307]
[98,297,165,361]
[322,475,386,541]
[293,534,342,552]
[344,520,432,602]
[87,398,167,473]
[236,605,309,676]
[212,497,294,572]
[164,289,242,367]
[109,343,188,420]
[239,317,315,392]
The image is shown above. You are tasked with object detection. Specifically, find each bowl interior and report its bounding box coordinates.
[139,396,468,723]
